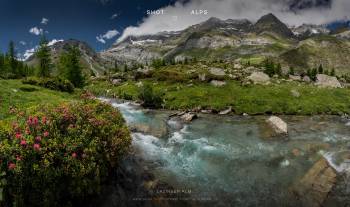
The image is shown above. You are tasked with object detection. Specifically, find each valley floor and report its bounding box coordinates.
[87,80,350,116]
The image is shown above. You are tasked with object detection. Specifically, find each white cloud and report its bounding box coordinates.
[111,13,118,19]
[22,47,37,61]
[20,39,64,61]
[117,0,350,42]
[96,29,119,44]
[29,27,43,35]
[41,17,49,25]
[96,36,106,44]
[19,41,26,46]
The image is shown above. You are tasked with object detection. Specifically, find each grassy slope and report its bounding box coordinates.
[0,79,76,120]
[281,36,350,74]
[87,80,350,115]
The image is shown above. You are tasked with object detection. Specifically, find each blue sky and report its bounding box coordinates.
[0,0,176,55]
[1,0,349,58]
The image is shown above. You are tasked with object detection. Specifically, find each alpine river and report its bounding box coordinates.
[100,98,350,207]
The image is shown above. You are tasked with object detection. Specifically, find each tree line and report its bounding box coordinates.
[0,37,85,88]
[263,58,336,80]
[0,41,35,79]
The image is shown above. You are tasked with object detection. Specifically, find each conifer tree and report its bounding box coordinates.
[306,69,312,77]
[37,36,52,77]
[330,68,336,76]
[8,41,17,76]
[276,63,282,76]
[318,64,324,74]
[311,68,318,81]
[0,53,4,74]
[288,66,295,76]
[58,46,85,88]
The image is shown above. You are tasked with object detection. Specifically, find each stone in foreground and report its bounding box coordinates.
[315,74,342,88]
[291,158,337,207]
[266,116,288,135]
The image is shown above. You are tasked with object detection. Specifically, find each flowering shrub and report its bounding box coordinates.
[0,101,131,206]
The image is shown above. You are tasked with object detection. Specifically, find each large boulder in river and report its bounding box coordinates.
[266,116,288,136]
[291,158,337,207]
[247,72,270,85]
[315,74,342,88]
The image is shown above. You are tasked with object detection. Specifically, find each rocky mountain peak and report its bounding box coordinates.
[254,13,294,38]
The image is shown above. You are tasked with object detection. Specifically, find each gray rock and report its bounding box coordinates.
[266,116,288,135]
[234,64,243,69]
[201,109,213,114]
[112,79,122,85]
[303,76,311,83]
[198,73,207,82]
[315,74,342,88]
[209,67,226,77]
[210,80,227,87]
[180,112,198,122]
[291,89,301,98]
[289,75,301,81]
[219,107,232,115]
[247,72,270,85]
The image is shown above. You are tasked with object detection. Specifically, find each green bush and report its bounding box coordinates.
[138,84,163,108]
[22,77,75,93]
[40,78,74,93]
[0,101,131,206]
[153,69,190,83]
[19,86,38,92]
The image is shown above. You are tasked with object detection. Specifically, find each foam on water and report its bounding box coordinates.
[323,151,350,174]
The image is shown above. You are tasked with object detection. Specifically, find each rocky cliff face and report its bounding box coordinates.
[101,14,295,64]
[100,13,350,74]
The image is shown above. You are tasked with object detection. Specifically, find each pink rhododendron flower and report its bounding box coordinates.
[15,133,22,139]
[72,152,77,158]
[25,128,31,135]
[35,136,42,142]
[27,116,33,125]
[42,116,47,124]
[20,140,27,146]
[16,155,21,161]
[43,131,49,137]
[8,163,16,170]
[33,144,41,151]
[33,117,39,126]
